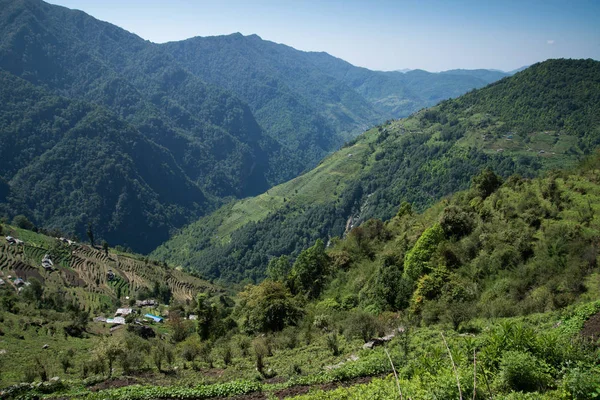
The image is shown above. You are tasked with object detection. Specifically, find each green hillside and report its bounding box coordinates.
[2,145,600,400]
[153,59,600,283]
[0,71,212,253]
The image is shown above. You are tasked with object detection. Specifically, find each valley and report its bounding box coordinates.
[1,1,600,398]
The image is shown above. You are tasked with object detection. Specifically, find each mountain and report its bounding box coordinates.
[152,59,600,283]
[0,0,291,197]
[162,34,510,166]
[300,54,508,117]
[0,0,512,253]
[0,71,212,253]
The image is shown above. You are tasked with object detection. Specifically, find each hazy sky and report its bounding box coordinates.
[47,0,600,72]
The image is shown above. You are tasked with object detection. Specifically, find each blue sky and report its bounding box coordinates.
[48,0,600,72]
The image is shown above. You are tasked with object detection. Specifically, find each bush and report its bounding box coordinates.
[562,367,600,399]
[344,311,381,342]
[326,333,341,356]
[497,350,551,392]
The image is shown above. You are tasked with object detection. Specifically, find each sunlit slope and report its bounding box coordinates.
[153,59,600,283]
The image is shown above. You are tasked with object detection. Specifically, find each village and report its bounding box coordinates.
[2,233,201,336]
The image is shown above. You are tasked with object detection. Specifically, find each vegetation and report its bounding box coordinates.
[154,59,600,283]
[0,0,506,253]
[2,152,600,399]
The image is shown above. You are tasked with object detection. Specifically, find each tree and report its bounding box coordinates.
[102,241,109,256]
[158,284,172,305]
[439,205,475,239]
[238,280,302,333]
[94,337,125,378]
[22,278,44,305]
[289,239,330,298]
[86,222,95,247]
[266,255,291,282]
[168,312,189,343]
[196,293,217,340]
[472,168,503,199]
[404,224,445,281]
[397,201,413,218]
[12,215,34,230]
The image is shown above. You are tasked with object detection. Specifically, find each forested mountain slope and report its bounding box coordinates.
[0,72,211,252]
[0,0,290,196]
[153,59,600,283]
[301,53,508,117]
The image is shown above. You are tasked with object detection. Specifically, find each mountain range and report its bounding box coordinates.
[0,0,510,252]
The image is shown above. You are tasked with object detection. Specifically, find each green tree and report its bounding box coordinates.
[404,224,445,281]
[238,280,302,333]
[266,255,291,282]
[289,239,330,298]
[196,293,217,340]
[102,241,109,256]
[22,278,44,305]
[86,222,95,247]
[472,168,503,199]
[12,215,34,230]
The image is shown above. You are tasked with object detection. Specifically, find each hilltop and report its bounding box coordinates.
[153,59,600,283]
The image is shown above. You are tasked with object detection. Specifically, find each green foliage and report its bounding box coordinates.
[12,215,34,231]
[561,367,600,400]
[266,255,291,282]
[289,239,330,299]
[238,280,303,333]
[497,350,552,392]
[404,224,445,281]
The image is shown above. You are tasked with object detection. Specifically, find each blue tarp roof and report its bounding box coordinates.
[144,313,163,322]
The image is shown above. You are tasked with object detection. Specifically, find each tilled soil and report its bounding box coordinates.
[581,311,600,340]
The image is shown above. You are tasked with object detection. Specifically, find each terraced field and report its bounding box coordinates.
[0,225,217,309]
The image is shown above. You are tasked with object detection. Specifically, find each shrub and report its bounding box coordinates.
[404,224,445,281]
[326,333,341,356]
[497,350,551,392]
[59,349,75,373]
[561,367,600,400]
[344,311,381,342]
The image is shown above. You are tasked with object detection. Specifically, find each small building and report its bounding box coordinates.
[14,239,24,245]
[13,278,25,287]
[144,313,163,323]
[107,270,115,281]
[0,278,5,285]
[136,299,157,307]
[5,236,15,244]
[41,254,54,270]
[115,308,133,316]
[93,317,107,323]
[106,317,126,325]
[188,314,198,321]
[58,237,76,246]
